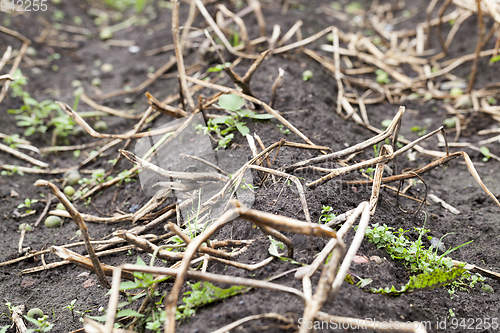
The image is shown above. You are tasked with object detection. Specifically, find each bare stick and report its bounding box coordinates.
[212,313,294,333]
[34,180,110,288]
[145,92,188,118]
[235,201,335,238]
[120,149,228,182]
[467,0,484,93]
[248,165,311,222]
[34,193,53,227]
[172,0,195,111]
[0,42,28,104]
[0,25,31,44]
[248,0,266,36]
[57,101,180,139]
[270,68,284,107]
[277,20,303,46]
[331,202,371,294]
[274,26,333,54]
[185,76,317,146]
[80,93,140,119]
[12,305,27,333]
[92,57,177,100]
[0,46,12,73]
[195,0,259,59]
[285,106,405,172]
[347,152,500,209]
[216,4,250,50]
[0,142,48,168]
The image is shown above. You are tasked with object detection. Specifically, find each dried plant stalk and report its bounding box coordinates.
[35,180,110,288]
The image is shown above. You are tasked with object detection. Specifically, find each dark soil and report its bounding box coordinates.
[1,1,499,333]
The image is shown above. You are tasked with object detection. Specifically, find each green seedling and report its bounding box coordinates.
[480,146,490,162]
[267,236,303,265]
[78,169,106,186]
[277,124,290,135]
[443,117,456,128]
[410,125,427,137]
[1,166,25,177]
[375,69,390,84]
[64,299,91,322]
[176,282,247,321]
[18,198,38,213]
[207,62,231,73]
[195,94,273,149]
[319,205,336,224]
[490,54,500,63]
[302,70,313,81]
[87,256,169,331]
[450,87,463,97]
[104,0,149,13]
[345,1,364,15]
[65,299,76,320]
[117,169,136,185]
[381,119,392,128]
[2,134,24,148]
[231,30,241,47]
[24,315,54,333]
[7,69,75,140]
[360,167,375,179]
[362,214,484,297]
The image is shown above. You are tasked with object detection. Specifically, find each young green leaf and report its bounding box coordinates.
[218,94,246,111]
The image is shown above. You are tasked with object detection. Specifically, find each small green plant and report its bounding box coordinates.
[64,299,91,322]
[410,125,427,137]
[87,256,170,331]
[17,198,38,214]
[1,166,24,177]
[2,134,24,148]
[345,1,364,15]
[302,70,313,81]
[78,169,106,186]
[443,117,456,128]
[176,282,246,321]
[7,69,75,140]
[277,124,290,135]
[24,315,54,333]
[363,216,484,296]
[104,0,149,13]
[65,299,76,321]
[117,169,136,185]
[230,30,241,47]
[480,146,490,162]
[375,69,390,84]
[195,94,273,149]
[207,62,231,73]
[360,167,375,178]
[319,205,336,224]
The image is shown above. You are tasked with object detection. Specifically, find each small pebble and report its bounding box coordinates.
[430,237,446,252]
[18,223,33,232]
[128,45,140,53]
[91,77,102,86]
[129,204,140,213]
[101,63,113,73]
[370,255,383,264]
[45,216,62,228]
